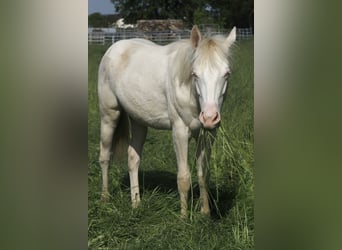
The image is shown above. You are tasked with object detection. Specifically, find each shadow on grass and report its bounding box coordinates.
[121,170,237,219]
[208,186,237,220]
[122,170,178,192]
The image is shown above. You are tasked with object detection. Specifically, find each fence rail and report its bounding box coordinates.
[88,27,253,45]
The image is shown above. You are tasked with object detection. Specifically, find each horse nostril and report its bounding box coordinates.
[214,112,221,122]
[199,110,221,128]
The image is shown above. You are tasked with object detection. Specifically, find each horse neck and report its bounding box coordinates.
[167,44,199,128]
[168,41,194,86]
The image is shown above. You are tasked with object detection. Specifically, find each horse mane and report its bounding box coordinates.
[167,40,194,84]
[168,34,231,85]
[194,35,231,70]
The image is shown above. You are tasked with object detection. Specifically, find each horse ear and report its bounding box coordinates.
[226,26,236,47]
[190,25,201,48]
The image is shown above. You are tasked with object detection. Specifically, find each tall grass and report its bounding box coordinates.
[88,40,254,249]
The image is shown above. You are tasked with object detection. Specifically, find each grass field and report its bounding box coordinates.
[88,39,254,249]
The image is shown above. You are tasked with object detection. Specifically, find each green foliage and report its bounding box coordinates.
[88,13,121,27]
[210,0,254,28]
[111,0,198,25]
[88,39,254,249]
[111,0,254,28]
[193,8,214,25]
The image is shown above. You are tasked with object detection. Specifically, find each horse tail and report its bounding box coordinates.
[112,110,130,159]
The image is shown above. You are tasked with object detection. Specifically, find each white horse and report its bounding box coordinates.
[98,26,236,217]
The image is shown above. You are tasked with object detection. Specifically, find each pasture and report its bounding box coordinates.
[88,39,254,249]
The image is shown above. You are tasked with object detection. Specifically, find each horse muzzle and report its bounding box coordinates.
[199,104,221,129]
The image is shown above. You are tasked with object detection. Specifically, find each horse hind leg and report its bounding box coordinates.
[99,108,121,201]
[128,120,147,208]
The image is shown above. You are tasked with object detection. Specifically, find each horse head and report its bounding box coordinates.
[190,26,236,129]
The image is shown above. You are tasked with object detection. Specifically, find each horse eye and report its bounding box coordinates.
[224,72,231,78]
[191,72,198,79]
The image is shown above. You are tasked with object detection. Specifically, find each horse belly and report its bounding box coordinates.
[132,108,171,129]
[116,83,172,130]
[123,98,171,129]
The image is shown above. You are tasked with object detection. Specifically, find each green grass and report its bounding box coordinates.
[88,40,254,249]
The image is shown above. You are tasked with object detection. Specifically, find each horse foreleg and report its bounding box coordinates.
[196,146,210,215]
[172,121,191,217]
[196,131,215,215]
[128,121,147,208]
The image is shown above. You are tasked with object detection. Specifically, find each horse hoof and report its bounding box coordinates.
[101,192,110,202]
[200,208,211,216]
[132,200,141,209]
[180,209,188,219]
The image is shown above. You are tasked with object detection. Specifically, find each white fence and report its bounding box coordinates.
[236,27,254,40]
[88,27,253,45]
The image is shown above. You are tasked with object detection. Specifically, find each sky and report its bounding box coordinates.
[88,0,116,15]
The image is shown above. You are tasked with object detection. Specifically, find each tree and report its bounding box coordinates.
[209,0,254,27]
[88,12,104,27]
[111,0,200,25]
[88,13,121,27]
[111,0,254,28]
